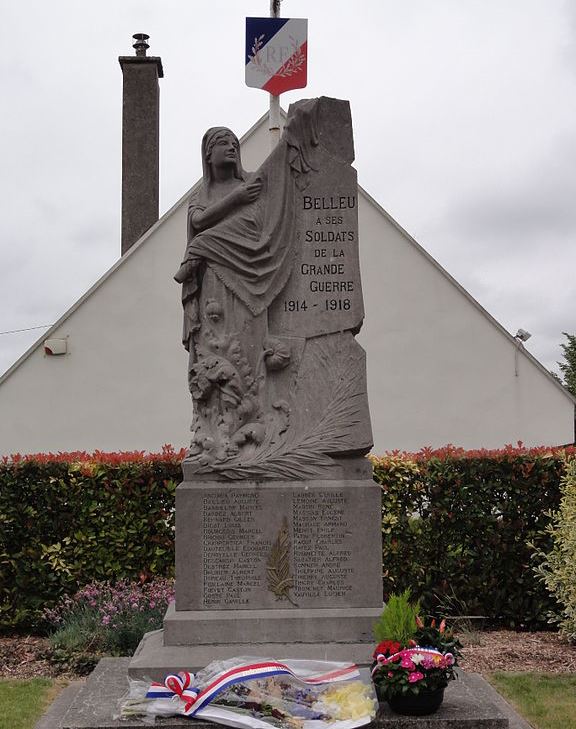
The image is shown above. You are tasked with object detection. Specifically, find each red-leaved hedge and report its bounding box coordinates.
[1,443,573,631]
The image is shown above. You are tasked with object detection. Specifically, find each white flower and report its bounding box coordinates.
[411,653,425,665]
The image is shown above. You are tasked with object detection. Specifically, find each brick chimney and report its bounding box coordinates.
[118,34,164,255]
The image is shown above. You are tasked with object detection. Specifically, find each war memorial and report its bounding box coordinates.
[128,95,383,675]
[40,17,519,729]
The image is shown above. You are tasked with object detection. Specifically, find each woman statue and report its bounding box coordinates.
[175,126,293,469]
[174,100,370,479]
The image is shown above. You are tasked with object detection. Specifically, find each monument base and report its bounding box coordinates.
[163,602,381,644]
[129,628,378,680]
[130,474,384,680]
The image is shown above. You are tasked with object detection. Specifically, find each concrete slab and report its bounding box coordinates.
[34,680,85,729]
[36,657,531,729]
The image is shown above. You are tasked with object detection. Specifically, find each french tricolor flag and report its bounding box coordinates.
[246,17,308,95]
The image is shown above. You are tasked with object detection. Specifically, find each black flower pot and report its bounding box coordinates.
[388,687,445,716]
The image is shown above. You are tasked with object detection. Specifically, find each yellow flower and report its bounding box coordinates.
[314,682,376,720]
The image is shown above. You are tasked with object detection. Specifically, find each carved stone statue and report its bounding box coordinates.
[175,97,373,480]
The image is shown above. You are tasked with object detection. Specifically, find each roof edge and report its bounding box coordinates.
[0,109,273,387]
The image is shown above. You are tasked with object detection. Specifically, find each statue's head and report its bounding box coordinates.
[201,127,243,183]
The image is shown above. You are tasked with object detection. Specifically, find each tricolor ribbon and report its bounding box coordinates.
[147,671,199,713]
[371,647,454,676]
[147,660,359,717]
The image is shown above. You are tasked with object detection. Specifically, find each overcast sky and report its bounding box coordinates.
[1,0,575,380]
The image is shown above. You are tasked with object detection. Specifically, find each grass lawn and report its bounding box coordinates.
[0,678,60,729]
[489,672,576,729]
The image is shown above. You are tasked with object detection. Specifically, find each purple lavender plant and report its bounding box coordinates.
[44,578,174,658]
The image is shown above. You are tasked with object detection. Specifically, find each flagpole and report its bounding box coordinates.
[269,0,281,149]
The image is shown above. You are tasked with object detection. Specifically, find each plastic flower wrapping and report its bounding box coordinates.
[119,657,377,729]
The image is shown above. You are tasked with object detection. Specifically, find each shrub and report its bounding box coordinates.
[0,448,182,632]
[1,443,573,632]
[372,444,575,628]
[44,578,174,666]
[373,589,420,646]
[534,457,576,641]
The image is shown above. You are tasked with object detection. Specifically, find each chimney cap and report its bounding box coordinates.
[132,33,150,56]
[119,33,163,77]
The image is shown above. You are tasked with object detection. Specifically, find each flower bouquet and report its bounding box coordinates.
[120,656,377,729]
[370,591,462,715]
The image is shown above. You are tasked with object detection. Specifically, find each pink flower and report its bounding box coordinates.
[400,656,416,670]
[408,672,424,683]
[421,657,435,669]
[101,615,111,625]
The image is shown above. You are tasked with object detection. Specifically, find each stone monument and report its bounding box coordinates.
[130,96,383,678]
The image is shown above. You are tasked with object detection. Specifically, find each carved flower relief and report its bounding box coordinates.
[271,399,290,436]
[263,337,291,371]
[186,302,297,469]
[231,422,266,447]
[190,355,243,407]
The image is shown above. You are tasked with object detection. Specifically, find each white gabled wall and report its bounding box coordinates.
[0,202,190,454]
[0,117,572,456]
[357,191,574,451]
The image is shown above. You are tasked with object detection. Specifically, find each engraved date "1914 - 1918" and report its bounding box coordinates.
[283,299,352,312]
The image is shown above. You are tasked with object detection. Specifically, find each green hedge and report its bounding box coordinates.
[2,445,574,632]
[0,450,181,632]
[533,458,576,640]
[372,445,576,628]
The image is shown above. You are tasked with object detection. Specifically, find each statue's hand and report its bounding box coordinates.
[174,260,197,283]
[232,177,262,205]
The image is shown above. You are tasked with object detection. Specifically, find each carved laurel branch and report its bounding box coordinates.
[266,516,297,606]
[203,338,363,480]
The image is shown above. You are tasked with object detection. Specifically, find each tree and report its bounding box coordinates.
[557,332,576,398]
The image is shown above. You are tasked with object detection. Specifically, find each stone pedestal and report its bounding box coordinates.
[129,475,383,679]
[130,97,384,680]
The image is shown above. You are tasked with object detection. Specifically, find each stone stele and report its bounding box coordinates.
[130,97,383,678]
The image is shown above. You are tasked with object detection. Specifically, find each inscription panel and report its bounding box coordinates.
[176,482,382,611]
[269,155,364,338]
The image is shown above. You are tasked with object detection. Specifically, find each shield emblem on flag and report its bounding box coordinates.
[245,17,308,95]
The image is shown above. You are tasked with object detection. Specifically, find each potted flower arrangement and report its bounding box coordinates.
[371,590,462,716]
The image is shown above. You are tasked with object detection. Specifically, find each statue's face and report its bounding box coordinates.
[208,133,238,169]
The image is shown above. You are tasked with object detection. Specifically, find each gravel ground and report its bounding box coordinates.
[458,630,576,674]
[0,631,575,680]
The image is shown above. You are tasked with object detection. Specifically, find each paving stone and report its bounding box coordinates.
[34,681,85,729]
[33,658,530,729]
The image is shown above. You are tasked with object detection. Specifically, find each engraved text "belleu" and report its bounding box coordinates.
[302,196,356,210]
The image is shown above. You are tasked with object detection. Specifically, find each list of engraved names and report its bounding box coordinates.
[202,491,270,607]
[292,490,353,600]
